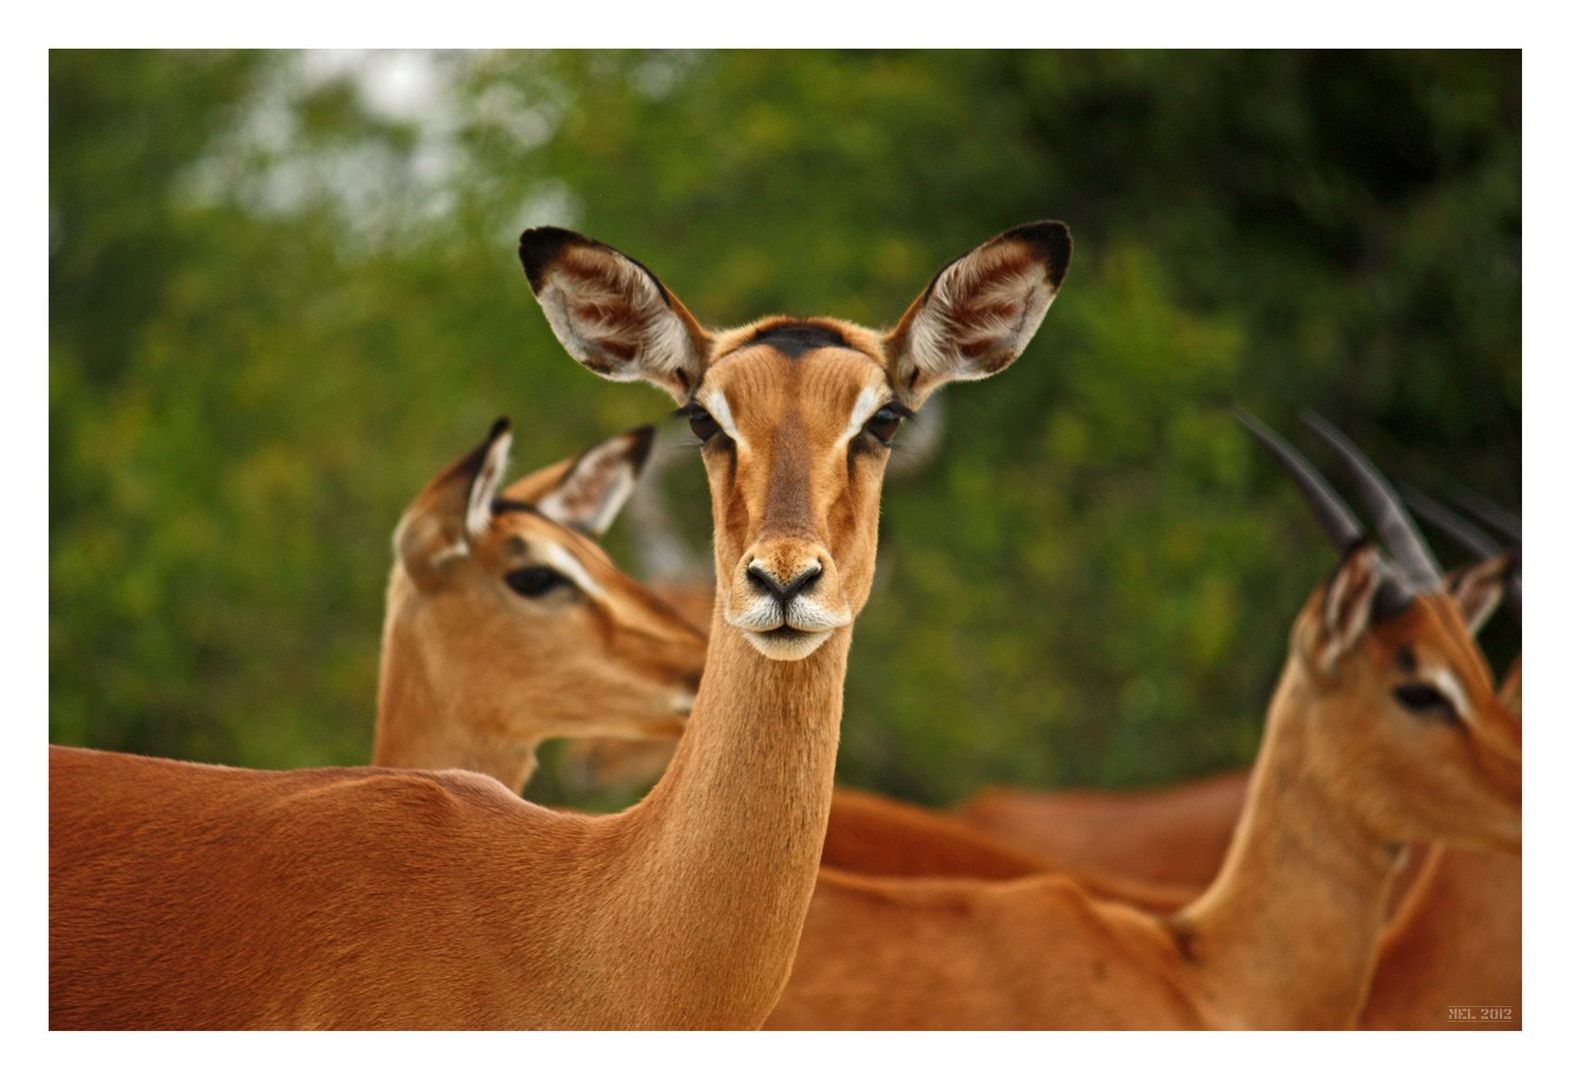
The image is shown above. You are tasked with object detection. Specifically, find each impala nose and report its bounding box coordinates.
[746,560,823,608]
[727,545,848,659]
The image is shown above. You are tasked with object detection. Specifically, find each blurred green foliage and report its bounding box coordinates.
[49,50,1520,806]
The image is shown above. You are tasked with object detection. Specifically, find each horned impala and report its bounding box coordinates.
[1359,486,1521,1030]
[765,415,1520,1029]
[950,490,1519,894]
[373,420,706,793]
[948,481,1523,1029]
[50,219,1072,1029]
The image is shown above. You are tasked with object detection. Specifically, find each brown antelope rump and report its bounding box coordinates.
[50,219,1072,1029]
[956,771,1250,890]
[372,420,706,793]
[817,788,1187,910]
[764,415,1520,1029]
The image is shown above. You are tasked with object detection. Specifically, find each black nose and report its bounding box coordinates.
[746,562,823,607]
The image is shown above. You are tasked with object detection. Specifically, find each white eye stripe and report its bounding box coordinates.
[1429,668,1473,724]
[698,383,892,450]
[531,540,605,599]
[838,384,887,447]
[697,390,744,448]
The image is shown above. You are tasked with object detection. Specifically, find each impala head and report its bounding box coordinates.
[518,222,1071,660]
[1407,484,1523,724]
[377,419,707,789]
[1239,412,1521,853]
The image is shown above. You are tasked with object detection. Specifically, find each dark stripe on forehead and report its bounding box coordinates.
[748,321,851,359]
[491,498,607,548]
[491,498,541,518]
[491,498,591,539]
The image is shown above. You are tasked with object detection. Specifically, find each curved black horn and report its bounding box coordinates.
[1301,411,1444,593]
[1452,490,1522,626]
[1403,486,1502,561]
[1233,409,1363,551]
[1453,487,1521,545]
[1407,486,1520,625]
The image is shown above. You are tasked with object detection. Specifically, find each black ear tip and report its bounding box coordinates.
[1002,220,1073,286]
[449,418,511,486]
[619,425,657,476]
[626,424,657,465]
[517,226,586,290]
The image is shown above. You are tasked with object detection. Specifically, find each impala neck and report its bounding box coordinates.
[373,611,539,793]
[1174,665,1400,1029]
[604,607,849,1026]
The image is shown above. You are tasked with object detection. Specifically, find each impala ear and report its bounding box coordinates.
[1445,553,1514,637]
[502,425,656,538]
[884,221,1072,408]
[1300,543,1384,674]
[518,227,712,402]
[395,418,512,589]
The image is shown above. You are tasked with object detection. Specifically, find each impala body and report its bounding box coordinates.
[956,772,1250,889]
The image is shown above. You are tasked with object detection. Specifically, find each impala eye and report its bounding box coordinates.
[863,405,907,446]
[1393,683,1458,722]
[686,407,720,443]
[505,566,572,598]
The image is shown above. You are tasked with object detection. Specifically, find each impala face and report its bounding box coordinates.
[680,321,906,659]
[384,421,707,767]
[1288,554,1522,853]
[1240,414,1522,855]
[519,222,1072,660]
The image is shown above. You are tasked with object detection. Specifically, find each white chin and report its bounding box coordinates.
[741,628,833,661]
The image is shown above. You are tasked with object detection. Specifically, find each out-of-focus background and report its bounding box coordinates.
[49,50,1520,808]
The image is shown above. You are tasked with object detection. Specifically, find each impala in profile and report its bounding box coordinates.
[374,420,705,793]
